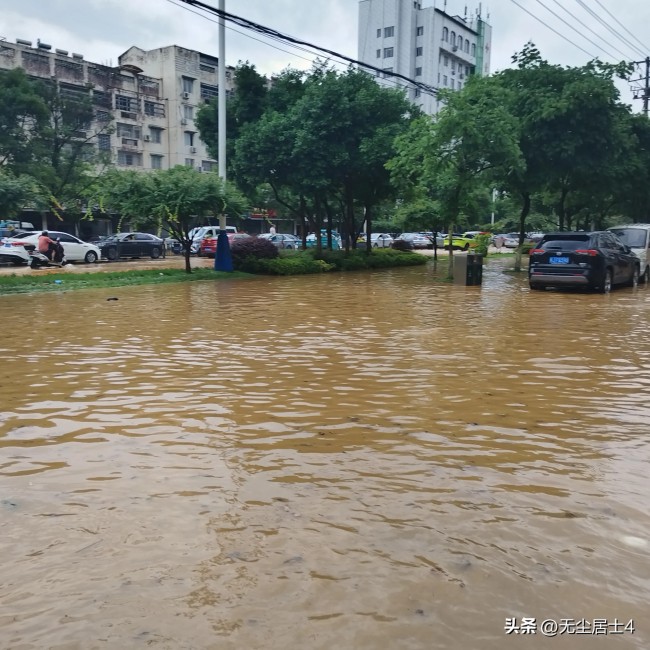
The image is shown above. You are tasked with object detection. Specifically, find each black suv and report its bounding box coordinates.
[528,231,639,293]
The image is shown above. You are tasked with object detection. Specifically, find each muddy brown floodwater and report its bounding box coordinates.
[1,258,650,650]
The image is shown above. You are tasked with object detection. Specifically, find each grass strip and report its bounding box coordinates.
[0,268,252,295]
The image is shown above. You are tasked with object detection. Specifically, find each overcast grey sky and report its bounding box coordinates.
[2,0,650,107]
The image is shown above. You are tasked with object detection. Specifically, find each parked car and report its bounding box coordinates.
[608,224,650,283]
[528,231,639,292]
[306,230,342,250]
[369,233,394,248]
[200,232,251,257]
[189,226,238,254]
[493,233,520,248]
[258,233,301,250]
[443,232,480,251]
[97,232,164,260]
[393,232,432,249]
[1,230,101,265]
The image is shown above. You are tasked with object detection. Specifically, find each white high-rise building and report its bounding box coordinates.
[358,0,492,115]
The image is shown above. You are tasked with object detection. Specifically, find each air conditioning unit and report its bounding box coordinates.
[182,91,190,99]
[452,45,458,52]
[190,146,197,153]
[144,134,151,142]
[180,118,188,125]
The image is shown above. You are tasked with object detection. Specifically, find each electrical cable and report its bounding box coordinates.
[164,0,433,99]
[571,0,646,59]
[592,0,650,54]
[507,0,597,59]
[173,0,440,97]
[544,0,637,61]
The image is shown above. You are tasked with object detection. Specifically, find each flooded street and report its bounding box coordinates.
[1,258,649,649]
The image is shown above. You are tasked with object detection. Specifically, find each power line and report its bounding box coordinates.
[173,0,440,98]
[571,0,646,60]
[163,0,319,65]
[544,0,637,61]
[507,0,598,59]
[592,0,650,54]
[166,0,428,99]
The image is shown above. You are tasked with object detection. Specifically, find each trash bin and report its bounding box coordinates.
[453,253,483,286]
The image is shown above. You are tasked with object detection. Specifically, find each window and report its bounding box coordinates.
[185,158,194,168]
[416,26,424,36]
[442,27,449,42]
[182,77,194,93]
[200,83,219,102]
[150,154,163,170]
[183,105,194,120]
[450,31,456,47]
[202,160,217,172]
[384,26,394,37]
[416,46,423,56]
[383,47,394,58]
[149,127,163,144]
[376,49,381,58]
[97,134,111,151]
[465,65,470,76]
[444,55,449,67]
[199,63,215,73]
[415,67,422,76]
[144,101,165,117]
[117,151,142,166]
[465,39,470,53]
[438,73,441,84]
[96,110,110,122]
[383,67,393,78]
[414,88,421,98]
[115,95,137,112]
[184,131,195,146]
[451,79,455,89]
[471,43,476,56]
[116,123,141,139]
[377,28,381,37]
[451,61,456,72]
[443,75,448,86]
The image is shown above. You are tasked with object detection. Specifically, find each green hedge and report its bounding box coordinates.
[235,248,427,275]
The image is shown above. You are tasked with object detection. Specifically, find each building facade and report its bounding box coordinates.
[358,0,492,115]
[0,38,235,173]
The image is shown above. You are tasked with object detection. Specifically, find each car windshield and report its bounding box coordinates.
[609,228,647,248]
[540,238,590,250]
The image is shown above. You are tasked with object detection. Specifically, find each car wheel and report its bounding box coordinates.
[84,250,98,264]
[642,266,650,283]
[287,245,294,250]
[463,244,470,251]
[629,266,640,288]
[599,269,612,294]
[529,283,545,291]
[197,249,203,257]
[106,247,118,261]
[151,247,161,259]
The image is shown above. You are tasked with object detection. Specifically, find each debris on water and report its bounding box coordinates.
[54,280,62,284]
[106,297,119,301]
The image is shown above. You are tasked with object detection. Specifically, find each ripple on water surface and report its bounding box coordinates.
[1,263,649,648]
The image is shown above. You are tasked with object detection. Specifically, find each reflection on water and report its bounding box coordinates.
[1,259,650,649]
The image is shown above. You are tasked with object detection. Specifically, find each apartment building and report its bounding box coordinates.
[0,38,235,172]
[358,0,492,115]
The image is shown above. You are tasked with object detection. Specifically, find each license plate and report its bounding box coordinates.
[3,243,11,248]
[550,256,569,264]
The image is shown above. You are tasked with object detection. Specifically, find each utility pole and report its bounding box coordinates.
[214,0,233,271]
[629,57,650,117]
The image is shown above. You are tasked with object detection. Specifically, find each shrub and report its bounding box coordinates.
[262,256,334,275]
[231,236,278,270]
[474,233,491,257]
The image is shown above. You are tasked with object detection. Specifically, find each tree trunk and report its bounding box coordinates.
[344,186,354,253]
[314,195,323,256]
[184,246,192,273]
[323,199,334,250]
[514,192,531,273]
[447,221,455,280]
[365,203,372,255]
[557,187,569,231]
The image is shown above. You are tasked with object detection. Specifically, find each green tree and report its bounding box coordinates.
[0,171,45,218]
[389,76,523,278]
[0,68,49,171]
[98,166,247,273]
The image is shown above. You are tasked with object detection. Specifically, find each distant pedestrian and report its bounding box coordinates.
[269,224,276,235]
